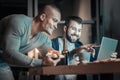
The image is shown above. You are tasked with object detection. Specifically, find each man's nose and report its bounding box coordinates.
[76,30,79,35]
[54,24,57,29]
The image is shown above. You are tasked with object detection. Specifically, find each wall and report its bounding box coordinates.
[73,0,92,44]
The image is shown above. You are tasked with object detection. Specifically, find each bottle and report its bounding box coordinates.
[62,41,69,65]
[62,32,69,65]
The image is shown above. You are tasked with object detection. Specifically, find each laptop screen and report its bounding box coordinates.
[97,37,118,60]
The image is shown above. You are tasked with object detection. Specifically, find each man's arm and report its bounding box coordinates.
[69,44,99,57]
[1,19,43,67]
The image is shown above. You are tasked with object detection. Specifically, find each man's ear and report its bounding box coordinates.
[39,13,46,21]
[63,25,67,33]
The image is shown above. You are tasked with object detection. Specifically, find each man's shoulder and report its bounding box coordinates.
[75,41,83,44]
[74,41,83,47]
[52,36,62,41]
[11,14,31,21]
[2,14,31,22]
[52,36,62,50]
[38,32,49,39]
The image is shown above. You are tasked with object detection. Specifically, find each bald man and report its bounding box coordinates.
[0,4,61,80]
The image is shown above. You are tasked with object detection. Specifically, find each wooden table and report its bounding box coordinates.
[29,61,120,76]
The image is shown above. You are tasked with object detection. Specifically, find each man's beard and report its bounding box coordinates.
[66,33,79,43]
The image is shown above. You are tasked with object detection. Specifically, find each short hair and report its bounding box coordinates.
[65,16,83,26]
[38,3,61,15]
[34,4,61,22]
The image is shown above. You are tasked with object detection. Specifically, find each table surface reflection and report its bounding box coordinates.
[29,60,120,76]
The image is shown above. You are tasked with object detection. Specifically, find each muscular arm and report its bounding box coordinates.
[1,16,43,67]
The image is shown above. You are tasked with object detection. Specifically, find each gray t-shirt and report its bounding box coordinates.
[0,14,52,67]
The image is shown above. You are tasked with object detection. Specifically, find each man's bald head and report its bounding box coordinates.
[33,4,61,35]
[34,4,61,22]
[42,4,61,15]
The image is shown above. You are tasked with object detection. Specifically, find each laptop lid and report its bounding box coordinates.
[97,37,118,60]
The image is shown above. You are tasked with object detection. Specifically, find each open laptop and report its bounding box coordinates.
[97,37,118,60]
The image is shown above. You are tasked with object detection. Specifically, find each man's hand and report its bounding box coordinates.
[81,44,100,57]
[43,49,64,66]
[42,56,54,66]
[80,46,95,57]
[71,44,99,57]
